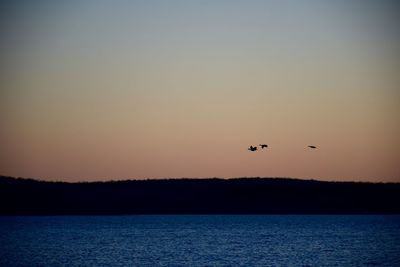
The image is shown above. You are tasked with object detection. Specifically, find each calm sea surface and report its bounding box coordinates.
[0,215,399,266]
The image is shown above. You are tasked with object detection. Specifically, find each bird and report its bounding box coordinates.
[259,144,268,149]
[248,146,257,151]
[308,145,317,149]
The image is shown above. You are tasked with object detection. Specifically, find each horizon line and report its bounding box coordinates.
[1,175,398,185]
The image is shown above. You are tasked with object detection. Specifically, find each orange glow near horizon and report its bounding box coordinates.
[0,1,399,182]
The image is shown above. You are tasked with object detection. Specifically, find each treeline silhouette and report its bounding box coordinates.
[1,176,399,215]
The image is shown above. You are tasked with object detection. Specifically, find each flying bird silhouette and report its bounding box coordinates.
[308,145,317,149]
[248,146,257,151]
[259,144,268,149]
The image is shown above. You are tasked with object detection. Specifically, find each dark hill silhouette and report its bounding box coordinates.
[0,176,399,215]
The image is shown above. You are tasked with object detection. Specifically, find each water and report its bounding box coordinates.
[0,215,399,266]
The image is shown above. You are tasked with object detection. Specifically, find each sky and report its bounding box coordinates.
[0,0,399,182]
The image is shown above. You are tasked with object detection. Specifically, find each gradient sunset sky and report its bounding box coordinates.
[1,1,399,182]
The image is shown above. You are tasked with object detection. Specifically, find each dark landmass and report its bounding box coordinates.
[1,176,399,215]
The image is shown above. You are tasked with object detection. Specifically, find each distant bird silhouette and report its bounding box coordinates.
[308,145,317,149]
[248,146,257,151]
[259,144,268,149]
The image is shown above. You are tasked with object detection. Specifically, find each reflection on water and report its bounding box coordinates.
[1,215,399,266]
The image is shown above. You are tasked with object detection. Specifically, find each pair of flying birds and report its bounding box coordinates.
[248,144,317,151]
